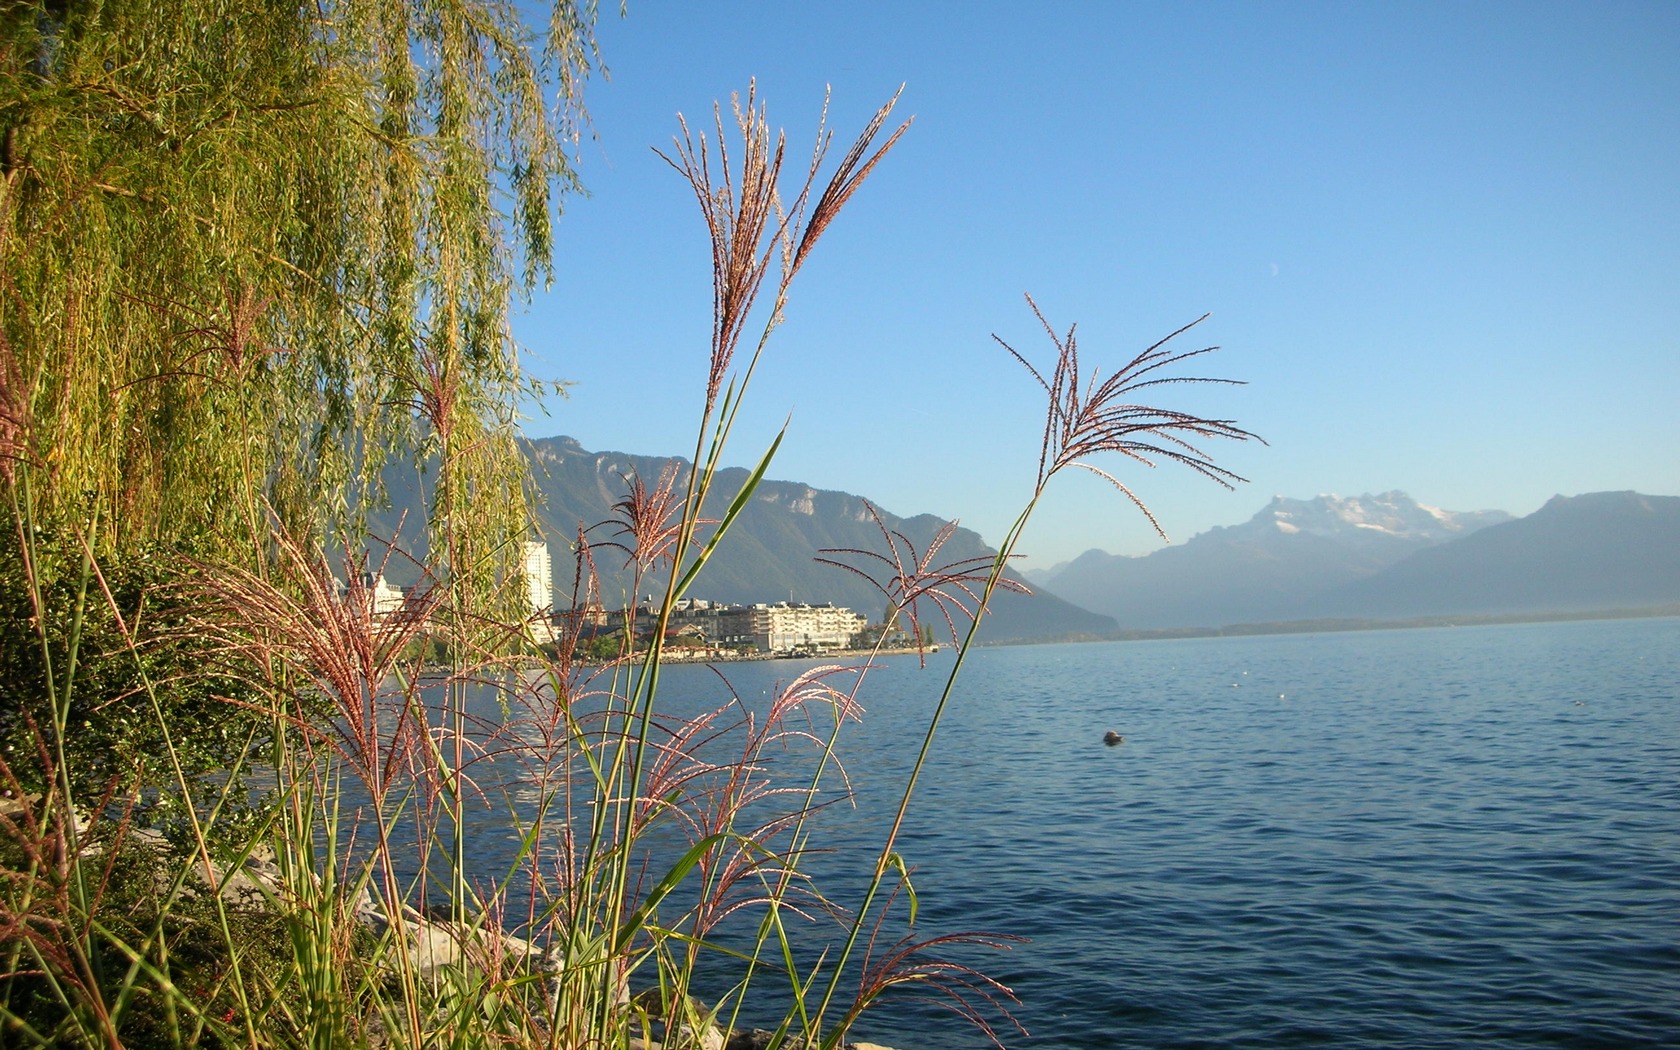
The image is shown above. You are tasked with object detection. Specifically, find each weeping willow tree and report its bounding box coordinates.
[0,0,599,794]
[1,0,595,586]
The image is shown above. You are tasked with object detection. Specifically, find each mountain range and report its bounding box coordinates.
[370,436,1117,643]
[1028,490,1504,629]
[1031,490,1679,629]
[373,437,1678,640]
[1306,490,1680,621]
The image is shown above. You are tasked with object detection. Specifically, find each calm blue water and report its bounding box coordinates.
[463,617,1680,1049]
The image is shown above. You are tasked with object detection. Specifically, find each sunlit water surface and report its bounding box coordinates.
[454,617,1679,1049]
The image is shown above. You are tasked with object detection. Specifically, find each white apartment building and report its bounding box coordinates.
[522,541,553,616]
[717,602,868,652]
[350,572,406,618]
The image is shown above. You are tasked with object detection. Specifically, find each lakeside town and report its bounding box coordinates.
[356,541,925,661]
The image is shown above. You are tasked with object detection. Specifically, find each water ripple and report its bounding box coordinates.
[478,618,1680,1048]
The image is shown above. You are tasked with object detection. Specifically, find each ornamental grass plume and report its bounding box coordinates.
[185,521,444,801]
[630,84,908,674]
[843,882,1027,1049]
[602,463,710,575]
[633,684,845,939]
[997,293,1262,536]
[119,280,286,386]
[658,82,910,414]
[816,502,1030,666]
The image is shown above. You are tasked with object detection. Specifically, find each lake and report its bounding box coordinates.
[460,616,1680,1048]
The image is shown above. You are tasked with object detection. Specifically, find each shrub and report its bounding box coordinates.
[0,524,266,819]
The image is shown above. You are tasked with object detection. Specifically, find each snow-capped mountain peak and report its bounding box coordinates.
[1252,491,1510,545]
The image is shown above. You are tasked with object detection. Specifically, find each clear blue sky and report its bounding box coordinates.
[515,1,1679,565]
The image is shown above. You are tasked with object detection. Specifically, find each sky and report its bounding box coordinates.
[513,1,1680,567]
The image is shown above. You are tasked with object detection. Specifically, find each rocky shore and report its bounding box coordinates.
[209,842,906,1050]
[2,796,904,1050]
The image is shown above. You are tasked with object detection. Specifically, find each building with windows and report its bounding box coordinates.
[348,572,406,619]
[519,541,556,644]
[582,597,872,655]
[716,602,868,653]
[522,541,553,616]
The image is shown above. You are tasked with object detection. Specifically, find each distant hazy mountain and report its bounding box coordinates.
[370,436,1117,644]
[1033,491,1512,630]
[1309,491,1680,619]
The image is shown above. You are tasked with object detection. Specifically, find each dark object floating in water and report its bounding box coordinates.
[1103,731,1125,746]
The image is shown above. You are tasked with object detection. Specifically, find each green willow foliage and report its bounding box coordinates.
[0,0,598,611]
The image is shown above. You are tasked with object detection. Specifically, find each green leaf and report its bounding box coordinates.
[674,428,785,597]
[613,832,738,954]
[886,851,918,926]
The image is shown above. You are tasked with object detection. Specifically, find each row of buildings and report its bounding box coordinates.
[585,597,872,654]
[354,542,878,654]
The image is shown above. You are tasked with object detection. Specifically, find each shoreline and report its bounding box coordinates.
[540,605,1680,671]
[1024,602,1680,646]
